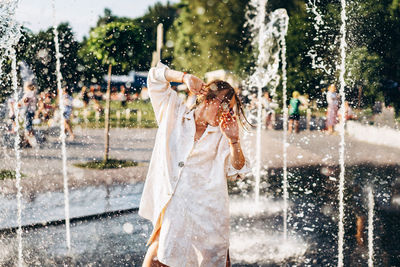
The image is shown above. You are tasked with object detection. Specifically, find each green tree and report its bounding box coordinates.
[95,8,121,27]
[282,1,323,101]
[15,23,79,93]
[390,0,400,12]
[85,21,151,72]
[346,0,400,111]
[77,8,134,85]
[345,47,383,106]
[135,2,179,66]
[76,3,179,90]
[168,0,251,76]
[77,38,106,86]
[84,21,150,161]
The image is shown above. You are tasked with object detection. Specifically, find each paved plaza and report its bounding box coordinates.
[0,127,399,266]
[1,126,399,196]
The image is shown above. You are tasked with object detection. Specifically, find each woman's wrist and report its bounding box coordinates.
[181,72,188,83]
[229,139,239,146]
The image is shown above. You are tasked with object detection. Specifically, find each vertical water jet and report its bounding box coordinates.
[52,0,71,252]
[1,1,24,265]
[368,187,374,267]
[337,0,348,265]
[11,48,23,267]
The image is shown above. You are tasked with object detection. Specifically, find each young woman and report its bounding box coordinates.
[139,62,250,267]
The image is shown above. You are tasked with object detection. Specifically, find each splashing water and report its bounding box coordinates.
[278,10,289,241]
[245,0,268,207]
[11,49,23,267]
[245,0,289,238]
[306,0,349,264]
[368,187,374,267]
[0,1,23,265]
[337,0,348,265]
[230,196,286,217]
[306,0,324,31]
[245,1,286,99]
[52,0,71,252]
[230,229,308,265]
[0,0,21,77]
[305,0,331,74]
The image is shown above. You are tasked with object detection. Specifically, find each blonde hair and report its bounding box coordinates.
[328,84,336,92]
[292,91,300,98]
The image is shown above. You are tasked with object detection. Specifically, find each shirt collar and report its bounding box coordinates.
[183,109,220,133]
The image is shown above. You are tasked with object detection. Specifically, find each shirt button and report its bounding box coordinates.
[178,161,184,167]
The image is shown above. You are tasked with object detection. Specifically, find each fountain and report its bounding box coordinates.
[0,0,399,266]
[52,0,71,252]
[368,187,375,267]
[306,0,351,265]
[306,0,331,75]
[245,0,290,241]
[11,48,23,267]
[0,1,23,266]
[337,0,348,265]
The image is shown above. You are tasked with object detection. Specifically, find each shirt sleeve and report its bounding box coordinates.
[221,137,251,179]
[147,61,180,124]
[226,154,251,179]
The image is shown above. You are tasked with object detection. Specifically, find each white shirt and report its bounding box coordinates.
[138,62,250,267]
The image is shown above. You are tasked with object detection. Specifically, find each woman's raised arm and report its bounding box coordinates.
[165,69,206,96]
[147,62,206,124]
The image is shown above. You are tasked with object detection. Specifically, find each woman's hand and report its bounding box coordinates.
[219,112,239,143]
[221,112,245,170]
[164,67,206,96]
[183,74,207,96]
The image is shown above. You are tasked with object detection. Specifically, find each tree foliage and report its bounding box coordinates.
[16,23,79,93]
[135,2,179,65]
[84,21,151,72]
[168,0,251,76]
[1,0,400,113]
[345,47,383,105]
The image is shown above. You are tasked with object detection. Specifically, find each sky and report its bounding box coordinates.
[16,0,179,40]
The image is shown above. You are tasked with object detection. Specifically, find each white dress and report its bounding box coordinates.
[139,62,250,267]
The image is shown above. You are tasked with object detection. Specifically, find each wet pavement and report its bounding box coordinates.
[0,127,400,266]
[0,183,143,229]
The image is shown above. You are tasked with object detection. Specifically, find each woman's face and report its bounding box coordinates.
[204,91,235,126]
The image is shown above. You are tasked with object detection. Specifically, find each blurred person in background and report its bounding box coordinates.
[261,91,275,130]
[20,82,37,146]
[7,96,16,134]
[80,86,89,108]
[60,87,75,141]
[338,101,357,122]
[140,86,150,101]
[326,84,339,134]
[288,91,301,134]
[119,85,128,107]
